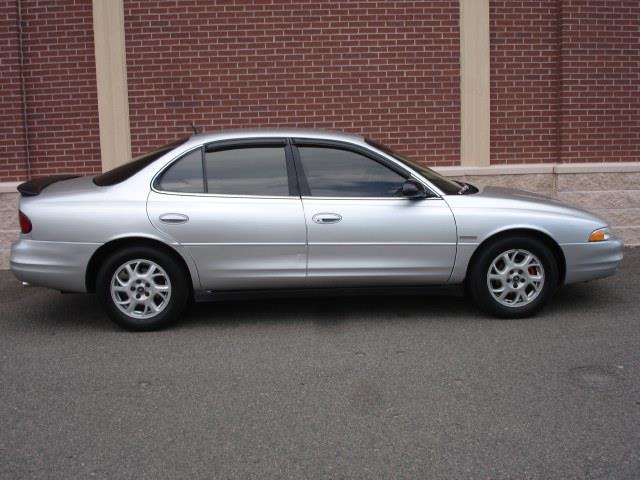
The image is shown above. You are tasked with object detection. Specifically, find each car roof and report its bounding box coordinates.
[188,128,365,145]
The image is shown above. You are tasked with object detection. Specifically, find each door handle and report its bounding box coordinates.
[312,213,342,224]
[159,213,189,224]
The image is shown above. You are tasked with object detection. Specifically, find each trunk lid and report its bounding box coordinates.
[17,175,80,197]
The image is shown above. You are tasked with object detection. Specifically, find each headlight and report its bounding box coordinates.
[588,227,611,242]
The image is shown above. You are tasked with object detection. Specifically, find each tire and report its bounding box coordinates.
[96,246,191,331]
[467,235,559,318]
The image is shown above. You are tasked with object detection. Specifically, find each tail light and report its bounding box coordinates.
[19,210,32,234]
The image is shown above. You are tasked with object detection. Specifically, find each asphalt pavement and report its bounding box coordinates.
[1,248,639,479]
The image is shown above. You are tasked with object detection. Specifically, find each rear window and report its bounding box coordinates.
[93,137,188,186]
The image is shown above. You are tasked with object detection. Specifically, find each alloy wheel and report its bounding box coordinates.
[110,259,172,319]
[486,249,545,307]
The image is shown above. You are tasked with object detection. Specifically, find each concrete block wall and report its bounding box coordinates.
[441,167,640,246]
[1,166,637,270]
[0,193,19,270]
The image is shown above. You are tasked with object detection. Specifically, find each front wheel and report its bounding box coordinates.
[96,247,191,331]
[467,236,559,318]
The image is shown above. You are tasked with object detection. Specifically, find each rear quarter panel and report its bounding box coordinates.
[16,175,202,291]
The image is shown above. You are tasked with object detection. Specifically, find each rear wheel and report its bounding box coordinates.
[96,247,190,331]
[468,236,559,318]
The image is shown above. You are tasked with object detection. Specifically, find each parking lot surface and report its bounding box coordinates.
[1,248,639,479]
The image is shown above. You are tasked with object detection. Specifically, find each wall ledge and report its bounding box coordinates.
[436,162,640,177]
[0,182,20,194]
[1,162,639,191]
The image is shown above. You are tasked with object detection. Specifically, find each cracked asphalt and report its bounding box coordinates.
[1,248,639,479]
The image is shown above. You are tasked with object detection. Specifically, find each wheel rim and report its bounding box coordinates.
[486,249,545,307]
[110,259,171,319]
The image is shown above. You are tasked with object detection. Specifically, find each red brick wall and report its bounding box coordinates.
[0,1,28,182]
[124,0,461,167]
[0,0,101,183]
[3,0,639,183]
[559,0,640,163]
[490,0,561,165]
[491,0,640,165]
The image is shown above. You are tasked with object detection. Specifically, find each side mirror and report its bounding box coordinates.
[401,179,427,199]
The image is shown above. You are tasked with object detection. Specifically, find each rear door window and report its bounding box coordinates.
[204,146,290,196]
[155,148,205,193]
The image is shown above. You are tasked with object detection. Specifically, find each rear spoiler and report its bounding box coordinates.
[17,175,80,197]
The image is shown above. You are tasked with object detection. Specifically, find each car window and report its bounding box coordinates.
[155,148,205,193]
[298,146,407,197]
[94,137,188,186]
[204,147,289,196]
[365,138,461,195]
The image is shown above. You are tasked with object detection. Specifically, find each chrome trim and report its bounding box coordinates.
[309,242,457,246]
[150,142,295,199]
[300,196,444,201]
[181,242,306,246]
[150,137,445,200]
[150,190,295,200]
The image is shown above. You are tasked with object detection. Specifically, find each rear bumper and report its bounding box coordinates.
[561,238,624,284]
[10,238,100,292]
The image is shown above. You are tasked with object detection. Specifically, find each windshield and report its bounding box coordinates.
[365,138,463,195]
[94,137,189,186]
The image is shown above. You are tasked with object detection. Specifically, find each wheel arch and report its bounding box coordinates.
[466,228,566,285]
[85,236,198,293]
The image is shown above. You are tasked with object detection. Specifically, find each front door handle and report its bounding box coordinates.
[312,213,342,224]
[159,213,189,224]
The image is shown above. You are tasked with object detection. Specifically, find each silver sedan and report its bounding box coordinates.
[10,129,623,330]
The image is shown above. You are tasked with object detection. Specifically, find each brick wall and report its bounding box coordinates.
[2,0,639,183]
[560,0,640,163]
[0,0,101,183]
[0,1,28,182]
[123,0,461,166]
[489,0,561,165]
[490,0,640,165]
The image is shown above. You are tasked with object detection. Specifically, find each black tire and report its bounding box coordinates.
[467,235,559,318]
[96,246,191,331]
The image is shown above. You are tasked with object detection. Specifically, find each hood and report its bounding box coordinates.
[478,186,564,204]
[456,185,607,224]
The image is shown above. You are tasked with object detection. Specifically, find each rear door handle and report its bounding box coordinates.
[159,213,189,224]
[312,213,342,224]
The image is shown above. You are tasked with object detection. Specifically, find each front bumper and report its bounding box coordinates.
[10,238,100,292]
[561,237,624,284]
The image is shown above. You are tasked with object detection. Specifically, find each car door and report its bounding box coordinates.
[293,140,457,287]
[147,139,307,290]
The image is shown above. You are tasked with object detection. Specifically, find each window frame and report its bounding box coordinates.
[152,138,300,198]
[291,138,437,200]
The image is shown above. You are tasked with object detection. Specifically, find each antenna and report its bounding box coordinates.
[191,122,199,135]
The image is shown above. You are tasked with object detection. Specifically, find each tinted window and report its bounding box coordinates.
[365,138,461,195]
[94,137,188,186]
[155,148,204,193]
[298,147,406,197]
[205,147,289,196]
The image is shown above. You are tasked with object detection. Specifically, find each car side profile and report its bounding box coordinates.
[11,129,623,330]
